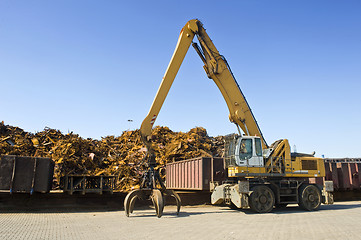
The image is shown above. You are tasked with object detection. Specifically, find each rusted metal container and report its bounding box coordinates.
[0,155,54,193]
[0,155,36,193]
[323,159,361,191]
[166,157,225,191]
[166,157,361,192]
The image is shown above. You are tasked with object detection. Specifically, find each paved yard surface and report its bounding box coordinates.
[1,201,361,240]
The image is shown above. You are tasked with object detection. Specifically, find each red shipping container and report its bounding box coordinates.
[166,157,225,191]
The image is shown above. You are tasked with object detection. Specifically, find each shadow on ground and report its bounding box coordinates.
[1,190,360,216]
[221,202,361,215]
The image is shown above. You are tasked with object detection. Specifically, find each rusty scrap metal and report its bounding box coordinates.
[0,121,225,191]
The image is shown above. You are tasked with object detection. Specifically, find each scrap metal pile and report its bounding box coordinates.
[0,121,224,191]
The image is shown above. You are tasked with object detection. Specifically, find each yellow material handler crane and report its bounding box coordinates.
[124,19,334,217]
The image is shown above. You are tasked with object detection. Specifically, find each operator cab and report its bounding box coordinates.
[225,135,265,168]
[235,136,264,167]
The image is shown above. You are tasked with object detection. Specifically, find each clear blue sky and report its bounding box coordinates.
[1,1,360,158]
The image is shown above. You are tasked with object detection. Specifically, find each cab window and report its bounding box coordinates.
[239,139,253,160]
[255,138,263,157]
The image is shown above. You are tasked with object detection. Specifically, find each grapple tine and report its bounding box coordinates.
[151,189,164,218]
[129,195,137,214]
[173,191,182,215]
[124,189,143,217]
[166,190,181,215]
[151,197,159,216]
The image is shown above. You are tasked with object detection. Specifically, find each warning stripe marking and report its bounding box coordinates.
[150,115,157,125]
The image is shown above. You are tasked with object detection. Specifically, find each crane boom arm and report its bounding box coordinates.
[140,19,267,154]
[139,20,198,153]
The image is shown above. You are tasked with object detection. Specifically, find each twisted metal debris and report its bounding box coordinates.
[0,121,224,191]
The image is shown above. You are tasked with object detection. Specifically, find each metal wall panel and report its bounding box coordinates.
[330,162,339,189]
[349,163,359,190]
[12,156,36,192]
[34,157,55,193]
[338,162,351,189]
[0,155,15,190]
[355,163,361,188]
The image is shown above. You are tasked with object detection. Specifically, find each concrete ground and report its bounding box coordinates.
[1,201,360,240]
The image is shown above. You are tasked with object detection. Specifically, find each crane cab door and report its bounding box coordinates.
[235,137,264,167]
